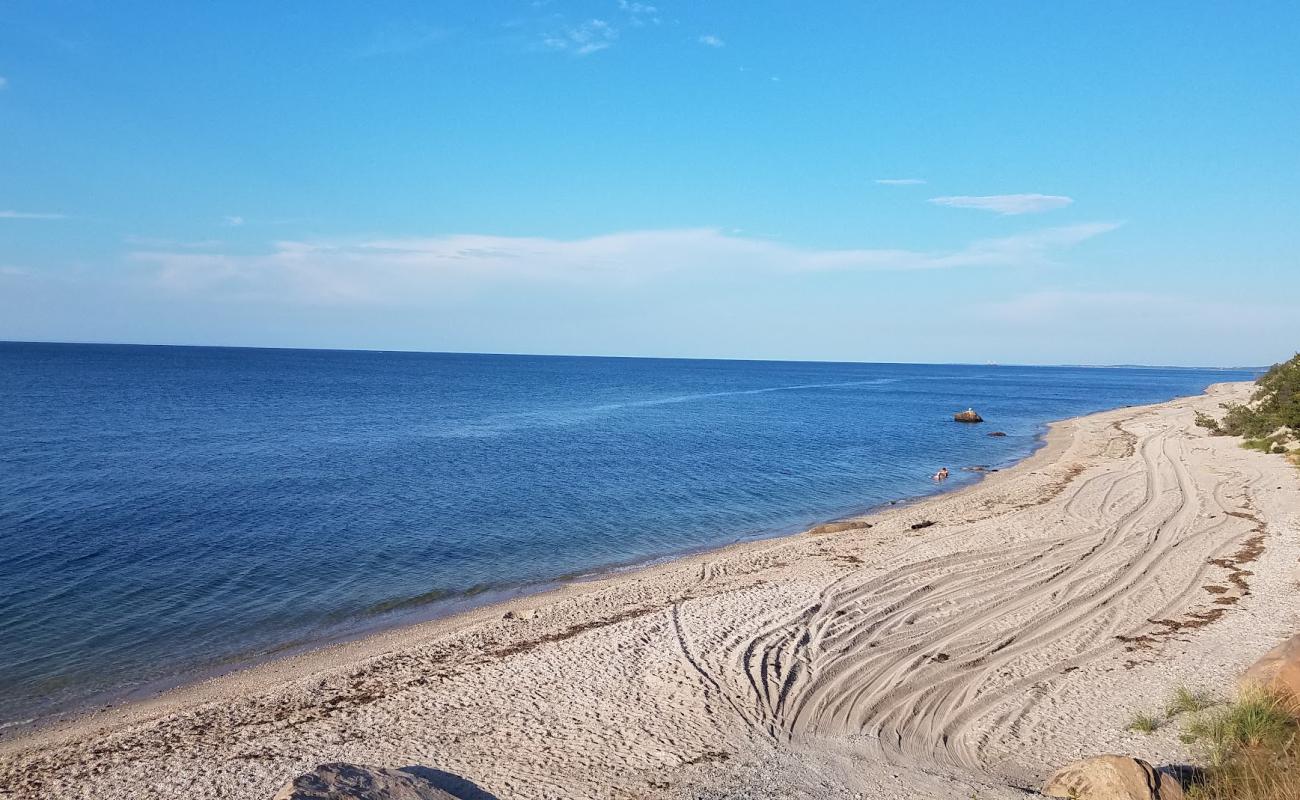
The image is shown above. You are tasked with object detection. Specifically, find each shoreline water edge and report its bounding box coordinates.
[6,380,1299,800]
[1,389,1048,740]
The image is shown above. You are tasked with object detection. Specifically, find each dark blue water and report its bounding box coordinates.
[0,342,1254,725]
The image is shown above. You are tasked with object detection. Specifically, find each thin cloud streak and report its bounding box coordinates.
[698,35,725,47]
[875,178,926,186]
[128,223,1121,306]
[929,194,1073,215]
[0,210,66,220]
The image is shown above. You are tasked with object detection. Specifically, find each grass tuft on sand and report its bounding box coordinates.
[1126,710,1162,734]
[1181,688,1300,799]
[1167,686,1218,718]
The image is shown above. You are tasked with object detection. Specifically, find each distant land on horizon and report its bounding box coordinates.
[0,339,1273,373]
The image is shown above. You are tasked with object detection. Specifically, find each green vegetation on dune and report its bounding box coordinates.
[1195,353,1300,459]
[1228,353,1300,436]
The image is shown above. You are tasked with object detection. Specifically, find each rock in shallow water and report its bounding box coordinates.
[272,763,460,800]
[1041,755,1183,800]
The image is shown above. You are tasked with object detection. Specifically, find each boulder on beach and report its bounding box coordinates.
[1242,632,1300,711]
[271,763,460,800]
[954,408,983,423]
[1042,755,1183,800]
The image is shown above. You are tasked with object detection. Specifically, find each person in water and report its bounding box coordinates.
[933,467,950,481]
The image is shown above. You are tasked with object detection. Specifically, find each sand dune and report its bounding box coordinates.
[3,381,1298,800]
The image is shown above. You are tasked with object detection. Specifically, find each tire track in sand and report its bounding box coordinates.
[680,410,1267,774]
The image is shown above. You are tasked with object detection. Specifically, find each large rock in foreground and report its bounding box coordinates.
[1242,632,1300,711]
[1042,755,1183,800]
[272,763,460,800]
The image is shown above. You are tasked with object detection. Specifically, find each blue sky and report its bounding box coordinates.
[1,1,1297,365]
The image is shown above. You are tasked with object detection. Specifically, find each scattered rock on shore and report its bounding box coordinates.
[503,608,537,621]
[1041,755,1183,800]
[271,763,460,800]
[1242,632,1300,710]
[954,408,983,423]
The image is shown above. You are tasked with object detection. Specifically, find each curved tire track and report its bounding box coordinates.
[681,411,1268,774]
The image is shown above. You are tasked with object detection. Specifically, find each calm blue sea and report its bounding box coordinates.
[0,342,1255,726]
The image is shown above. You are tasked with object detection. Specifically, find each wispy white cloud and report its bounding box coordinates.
[929,193,1073,215]
[0,76,8,90]
[128,223,1120,306]
[875,178,926,186]
[617,0,660,25]
[698,34,725,48]
[0,210,66,220]
[222,215,245,227]
[544,19,616,55]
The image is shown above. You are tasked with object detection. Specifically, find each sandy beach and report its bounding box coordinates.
[3,381,1298,799]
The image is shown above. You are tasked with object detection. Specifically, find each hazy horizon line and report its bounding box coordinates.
[0,338,1267,372]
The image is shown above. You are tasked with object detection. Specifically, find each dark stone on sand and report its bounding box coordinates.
[910,520,936,530]
[271,763,494,800]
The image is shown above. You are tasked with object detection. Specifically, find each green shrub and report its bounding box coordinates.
[1220,352,1300,443]
[1195,411,1224,434]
